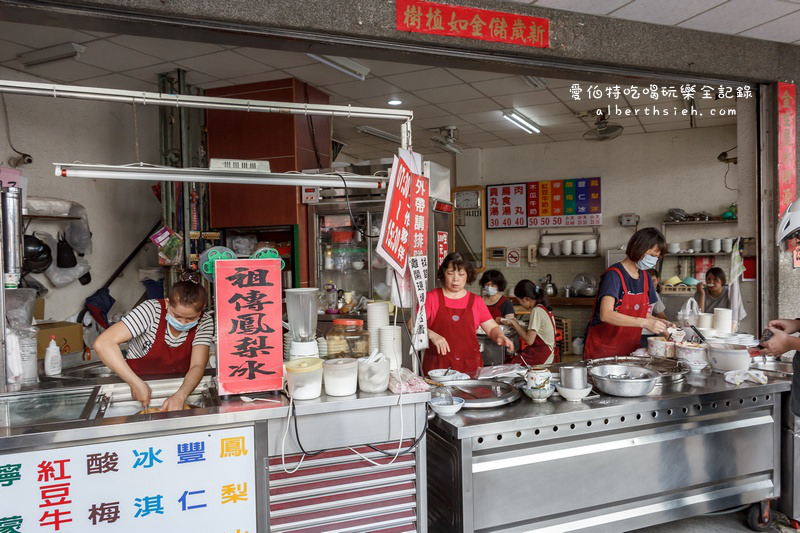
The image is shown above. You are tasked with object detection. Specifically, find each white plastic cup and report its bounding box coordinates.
[712,308,733,334]
[697,313,714,329]
[379,325,403,370]
[559,365,587,389]
[285,357,323,400]
[691,239,703,251]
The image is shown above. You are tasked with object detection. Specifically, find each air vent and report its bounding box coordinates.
[209,158,271,172]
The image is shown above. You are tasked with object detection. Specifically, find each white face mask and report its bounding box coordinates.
[636,254,659,271]
[483,286,498,296]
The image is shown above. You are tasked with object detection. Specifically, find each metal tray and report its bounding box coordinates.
[443,379,520,408]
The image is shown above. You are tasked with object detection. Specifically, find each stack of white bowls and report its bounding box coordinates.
[367,302,390,352]
[712,308,733,335]
[379,325,403,370]
[283,331,293,359]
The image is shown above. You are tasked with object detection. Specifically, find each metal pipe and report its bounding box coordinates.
[0,80,413,122]
[1,188,22,289]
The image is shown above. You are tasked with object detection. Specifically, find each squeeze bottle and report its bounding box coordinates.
[44,335,62,376]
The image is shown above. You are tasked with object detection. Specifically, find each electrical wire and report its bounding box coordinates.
[335,173,380,239]
[723,162,738,191]
[0,94,26,156]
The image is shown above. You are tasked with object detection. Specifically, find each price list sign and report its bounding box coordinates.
[527,177,602,227]
[486,183,527,228]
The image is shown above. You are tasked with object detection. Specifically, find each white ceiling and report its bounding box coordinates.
[0,1,792,161]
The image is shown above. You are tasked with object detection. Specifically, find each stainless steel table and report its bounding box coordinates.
[428,370,790,532]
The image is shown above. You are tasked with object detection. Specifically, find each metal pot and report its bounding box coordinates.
[543,274,557,297]
[589,364,660,397]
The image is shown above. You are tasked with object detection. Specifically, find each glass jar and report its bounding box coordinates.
[325,319,370,359]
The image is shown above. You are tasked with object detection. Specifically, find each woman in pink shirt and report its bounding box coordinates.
[422,253,513,375]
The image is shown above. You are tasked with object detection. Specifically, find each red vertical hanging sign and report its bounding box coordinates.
[778,82,796,219]
[216,259,283,395]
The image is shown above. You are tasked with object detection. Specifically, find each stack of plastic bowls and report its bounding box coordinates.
[367,302,390,352]
[379,325,403,370]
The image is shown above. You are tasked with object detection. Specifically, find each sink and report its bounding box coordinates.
[750,361,793,375]
[92,376,219,419]
[61,361,115,379]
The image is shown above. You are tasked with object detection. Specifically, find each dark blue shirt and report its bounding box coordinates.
[589,262,658,326]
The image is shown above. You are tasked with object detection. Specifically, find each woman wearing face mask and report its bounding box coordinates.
[479,269,516,323]
[422,252,514,375]
[94,271,214,411]
[584,228,671,359]
[695,267,730,313]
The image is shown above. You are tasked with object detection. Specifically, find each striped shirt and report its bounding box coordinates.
[120,300,215,360]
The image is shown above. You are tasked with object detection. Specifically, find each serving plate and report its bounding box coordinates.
[443,379,520,408]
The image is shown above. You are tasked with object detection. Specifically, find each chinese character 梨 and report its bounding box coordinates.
[221,482,248,504]
[232,336,274,359]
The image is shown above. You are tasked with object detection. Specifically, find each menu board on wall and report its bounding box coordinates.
[0,427,256,532]
[486,183,527,228]
[527,177,602,227]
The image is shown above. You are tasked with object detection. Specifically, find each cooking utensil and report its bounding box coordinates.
[589,364,660,397]
[443,379,520,408]
[543,274,557,297]
[240,395,282,404]
[690,325,706,342]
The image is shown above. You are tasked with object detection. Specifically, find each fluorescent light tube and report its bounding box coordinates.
[55,163,386,189]
[18,43,86,67]
[502,110,541,134]
[356,125,402,144]
[522,76,547,89]
[306,54,370,81]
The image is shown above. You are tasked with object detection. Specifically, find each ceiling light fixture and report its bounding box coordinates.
[430,126,464,154]
[522,75,548,89]
[18,42,87,67]
[387,99,403,106]
[306,54,370,81]
[356,125,402,144]
[502,110,541,134]
[55,163,386,189]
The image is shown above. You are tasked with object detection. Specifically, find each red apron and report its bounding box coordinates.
[508,305,558,366]
[584,266,649,360]
[486,295,510,320]
[423,289,483,375]
[126,299,201,376]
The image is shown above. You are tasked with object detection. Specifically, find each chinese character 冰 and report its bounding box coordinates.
[133,495,164,518]
[178,489,207,511]
[221,437,249,458]
[228,360,275,380]
[177,442,206,464]
[221,483,248,504]
[0,464,21,487]
[88,502,120,525]
[37,460,70,482]
[132,447,163,469]
[86,452,119,475]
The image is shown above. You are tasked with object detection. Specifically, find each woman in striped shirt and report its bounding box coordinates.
[94,277,214,411]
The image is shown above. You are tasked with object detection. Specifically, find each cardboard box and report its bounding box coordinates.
[33,298,44,320]
[37,321,84,360]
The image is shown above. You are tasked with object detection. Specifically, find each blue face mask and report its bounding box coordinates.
[636,254,659,271]
[166,311,198,332]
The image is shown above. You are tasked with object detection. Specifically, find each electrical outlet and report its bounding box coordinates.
[619,213,639,227]
[528,244,537,263]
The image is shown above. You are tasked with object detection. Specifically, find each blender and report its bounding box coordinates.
[284,288,320,359]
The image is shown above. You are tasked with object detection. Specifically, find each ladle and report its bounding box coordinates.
[240,395,282,404]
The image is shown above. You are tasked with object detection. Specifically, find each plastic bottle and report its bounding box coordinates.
[44,335,62,376]
[324,245,334,270]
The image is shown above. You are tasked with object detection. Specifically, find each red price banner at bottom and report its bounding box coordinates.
[215,259,283,395]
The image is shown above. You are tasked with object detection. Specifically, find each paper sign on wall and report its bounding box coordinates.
[216,259,283,395]
[436,231,448,268]
[0,427,256,532]
[487,183,527,228]
[528,177,602,227]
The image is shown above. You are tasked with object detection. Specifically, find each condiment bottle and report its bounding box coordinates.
[44,335,62,376]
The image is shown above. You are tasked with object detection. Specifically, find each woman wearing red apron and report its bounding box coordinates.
[479,269,516,322]
[504,280,559,366]
[422,253,514,375]
[584,228,671,359]
[94,274,214,411]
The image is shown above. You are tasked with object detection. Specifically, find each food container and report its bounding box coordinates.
[647,336,676,358]
[285,357,323,400]
[357,356,391,393]
[326,319,370,359]
[323,358,358,396]
[589,364,660,397]
[707,344,751,372]
[521,384,555,402]
[675,342,707,363]
[559,365,587,389]
[331,229,355,243]
[429,397,465,416]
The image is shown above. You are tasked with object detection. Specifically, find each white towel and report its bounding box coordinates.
[729,238,748,329]
[724,369,767,386]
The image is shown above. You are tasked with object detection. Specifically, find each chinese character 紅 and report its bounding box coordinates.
[37,460,70,483]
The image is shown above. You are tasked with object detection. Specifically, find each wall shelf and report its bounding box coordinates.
[662,219,737,226]
[538,254,601,259]
[664,252,727,257]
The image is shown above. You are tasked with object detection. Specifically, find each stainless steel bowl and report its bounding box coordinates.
[589,364,660,397]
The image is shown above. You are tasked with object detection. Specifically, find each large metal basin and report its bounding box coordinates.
[92,376,218,419]
[751,361,793,375]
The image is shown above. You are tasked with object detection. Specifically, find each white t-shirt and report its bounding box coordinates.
[527,306,555,349]
[121,300,215,359]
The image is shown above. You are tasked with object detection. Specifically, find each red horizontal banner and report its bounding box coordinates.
[396,0,549,48]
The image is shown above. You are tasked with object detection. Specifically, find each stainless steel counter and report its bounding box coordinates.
[428,370,790,532]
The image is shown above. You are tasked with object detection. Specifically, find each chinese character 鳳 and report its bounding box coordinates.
[178,489,207,511]
[220,437,249,458]
[177,442,206,464]
[228,290,272,312]
[132,447,163,469]
[133,495,164,518]
[39,483,72,507]
[228,313,275,335]
[228,360,275,380]
[38,509,71,531]
[0,516,22,533]
[86,452,119,475]
[88,502,120,525]
[220,482,249,504]
[225,268,272,289]
[232,336,274,359]
[37,459,70,483]
[0,464,21,487]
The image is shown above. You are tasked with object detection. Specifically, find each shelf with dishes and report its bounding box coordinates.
[663,252,727,257]
[536,227,600,258]
[537,253,601,259]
